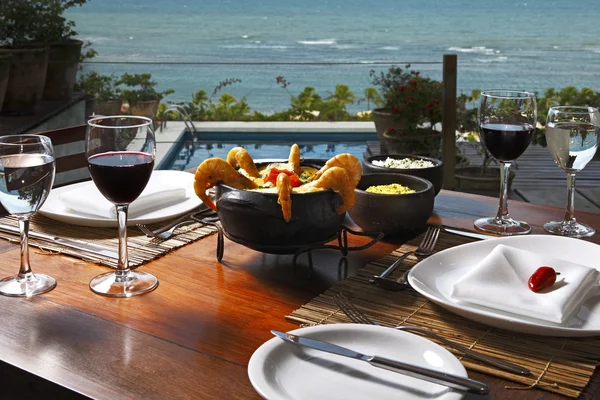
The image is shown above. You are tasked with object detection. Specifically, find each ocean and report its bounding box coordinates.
[68,0,600,114]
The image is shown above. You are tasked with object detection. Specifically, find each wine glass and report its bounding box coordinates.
[0,135,56,297]
[544,106,600,238]
[474,90,537,235]
[86,115,158,297]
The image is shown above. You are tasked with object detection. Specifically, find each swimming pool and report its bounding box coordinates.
[159,131,377,171]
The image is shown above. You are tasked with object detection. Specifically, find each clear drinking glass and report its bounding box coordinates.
[86,116,158,297]
[544,106,600,238]
[474,90,537,235]
[0,135,56,297]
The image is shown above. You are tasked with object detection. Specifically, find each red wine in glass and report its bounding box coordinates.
[88,151,154,204]
[480,122,535,162]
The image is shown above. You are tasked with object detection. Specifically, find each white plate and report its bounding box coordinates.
[248,324,467,400]
[39,170,202,227]
[408,235,600,336]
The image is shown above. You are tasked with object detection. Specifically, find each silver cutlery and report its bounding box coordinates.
[136,206,214,240]
[333,293,531,376]
[0,223,119,259]
[271,329,489,395]
[371,225,440,291]
[444,228,496,241]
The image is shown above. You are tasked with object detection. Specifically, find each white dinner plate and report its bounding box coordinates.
[39,170,202,227]
[408,235,600,336]
[248,324,467,400]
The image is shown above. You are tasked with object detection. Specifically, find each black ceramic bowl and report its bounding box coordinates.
[214,160,345,254]
[348,173,435,236]
[362,154,443,195]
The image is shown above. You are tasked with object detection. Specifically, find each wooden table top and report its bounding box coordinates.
[1,190,600,399]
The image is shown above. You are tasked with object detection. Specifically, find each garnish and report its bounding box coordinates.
[264,168,301,187]
[528,266,560,292]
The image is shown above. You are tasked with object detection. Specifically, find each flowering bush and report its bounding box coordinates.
[370,64,443,133]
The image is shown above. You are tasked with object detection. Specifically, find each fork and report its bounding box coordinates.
[333,293,531,376]
[138,219,197,241]
[370,225,440,291]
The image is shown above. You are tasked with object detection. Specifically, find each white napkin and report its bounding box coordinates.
[60,174,187,219]
[450,244,599,323]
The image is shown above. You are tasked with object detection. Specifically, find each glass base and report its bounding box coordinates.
[544,220,595,238]
[0,273,57,297]
[89,270,158,298]
[474,216,531,236]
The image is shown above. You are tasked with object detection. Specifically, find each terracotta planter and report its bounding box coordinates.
[0,55,11,112]
[0,46,49,115]
[130,100,159,120]
[382,130,442,158]
[95,99,122,116]
[454,166,515,192]
[372,108,406,153]
[84,95,98,119]
[42,39,83,101]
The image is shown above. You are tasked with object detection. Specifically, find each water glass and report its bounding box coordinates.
[86,116,158,297]
[0,135,56,297]
[544,106,599,238]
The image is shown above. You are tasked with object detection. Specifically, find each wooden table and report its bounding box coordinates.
[1,190,600,399]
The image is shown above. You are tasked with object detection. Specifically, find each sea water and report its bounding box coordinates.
[68,0,600,114]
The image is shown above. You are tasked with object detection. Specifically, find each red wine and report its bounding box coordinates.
[480,123,535,161]
[88,151,154,204]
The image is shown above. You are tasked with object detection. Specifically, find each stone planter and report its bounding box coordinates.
[0,46,49,115]
[130,99,159,120]
[372,108,406,153]
[454,166,515,192]
[382,130,442,158]
[0,55,11,112]
[42,39,83,101]
[95,99,122,116]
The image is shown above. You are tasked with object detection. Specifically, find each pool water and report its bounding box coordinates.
[161,133,375,171]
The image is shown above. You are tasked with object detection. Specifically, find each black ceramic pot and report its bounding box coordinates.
[215,160,345,254]
[349,173,435,236]
[362,154,443,195]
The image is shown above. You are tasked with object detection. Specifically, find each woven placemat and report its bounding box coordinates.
[286,231,600,398]
[0,214,217,268]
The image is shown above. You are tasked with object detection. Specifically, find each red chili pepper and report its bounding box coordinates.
[528,266,560,292]
[264,168,301,187]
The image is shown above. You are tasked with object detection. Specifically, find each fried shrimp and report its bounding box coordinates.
[313,153,362,187]
[276,173,293,222]
[194,157,258,210]
[226,147,260,177]
[306,166,356,214]
[288,143,302,175]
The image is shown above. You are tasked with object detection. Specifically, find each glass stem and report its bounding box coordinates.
[495,161,511,222]
[18,217,33,279]
[116,204,130,278]
[564,173,577,223]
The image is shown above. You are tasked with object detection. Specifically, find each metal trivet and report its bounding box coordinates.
[192,214,384,275]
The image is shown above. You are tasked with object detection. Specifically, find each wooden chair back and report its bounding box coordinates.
[35,124,89,187]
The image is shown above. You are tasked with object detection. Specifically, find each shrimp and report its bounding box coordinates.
[306,166,356,214]
[313,153,362,187]
[194,157,258,210]
[288,143,302,176]
[226,147,260,177]
[276,173,293,222]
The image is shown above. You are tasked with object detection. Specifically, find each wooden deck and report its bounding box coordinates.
[366,141,600,213]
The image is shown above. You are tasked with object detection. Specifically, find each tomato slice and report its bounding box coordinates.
[265,168,301,187]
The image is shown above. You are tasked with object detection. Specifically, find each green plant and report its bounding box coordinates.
[118,73,174,104]
[74,71,120,101]
[370,64,443,131]
[0,0,87,46]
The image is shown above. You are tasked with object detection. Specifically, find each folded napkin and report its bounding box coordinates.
[60,175,187,219]
[450,244,599,323]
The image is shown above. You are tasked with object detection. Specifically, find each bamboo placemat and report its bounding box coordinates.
[0,214,217,268]
[286,231,600,398]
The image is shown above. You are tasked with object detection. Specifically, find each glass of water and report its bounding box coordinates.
[0,135,56,296]
[544,106,600,237]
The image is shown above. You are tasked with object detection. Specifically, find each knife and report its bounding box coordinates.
[444,228,497,241]
[271,330,489,395]
[0,223,119,259]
